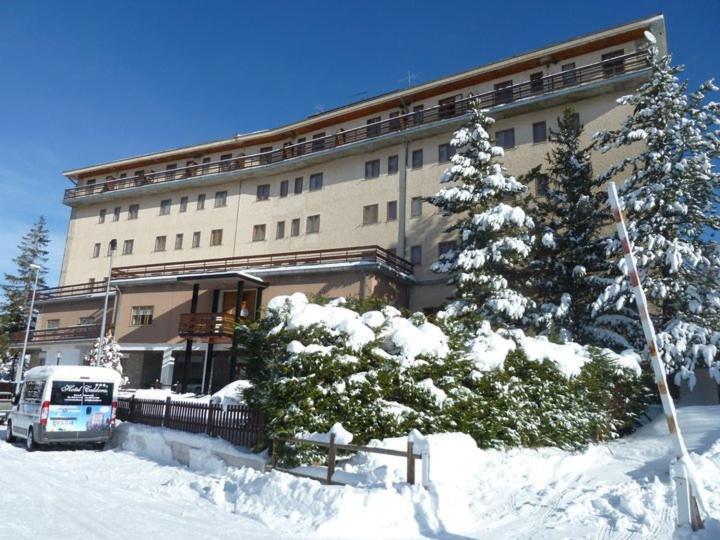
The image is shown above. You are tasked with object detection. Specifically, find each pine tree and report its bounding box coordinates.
[429,104,535,329]
[85,331,128,385]
[523,108,609,341]
[0,217,50,338]
[590,39,720,374]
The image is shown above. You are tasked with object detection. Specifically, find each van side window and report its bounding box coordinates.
[22,381,45,403]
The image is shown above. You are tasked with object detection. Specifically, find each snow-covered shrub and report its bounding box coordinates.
[85,331,128,386]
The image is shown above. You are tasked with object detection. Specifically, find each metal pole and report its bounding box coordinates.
[15,264,41,394]
[99,240,117,363]
[607,183,704,530]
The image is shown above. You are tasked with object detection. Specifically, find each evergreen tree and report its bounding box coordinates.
[429,104,535,330]
[523,108,609,341]
[591,39,720,373]
[85,331,128,385]
[0,217,50,338]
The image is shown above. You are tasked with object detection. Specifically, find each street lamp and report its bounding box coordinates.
[15,263,42,394]
[98,239,117,364]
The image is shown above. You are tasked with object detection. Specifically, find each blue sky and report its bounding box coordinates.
[0,0,717,285]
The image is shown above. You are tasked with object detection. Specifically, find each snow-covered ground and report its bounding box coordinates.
[2,406,720,539]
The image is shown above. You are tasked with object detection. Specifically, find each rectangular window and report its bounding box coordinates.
[411,197,423,217]
[387,200,397,221]
[294,177,303,194]
[197,193,206,210]
[311,132,326,152]
[438,95,458,118]
[363,204,379,225]
[366,116,381,137]
[276,221,285,239]
[174,233,183,250]
[309,173,323,191]
[113,206,121,222]
[364,159,380,179]
[388,155,399,175]
[160,199,171,215]
[280,180,289,197]
[306,214,320,234]
[220,153,232,171]
[131,306,153,326]
[562,62,576,85]
[530,71,544,93]
[389,111,401,131]
[438,241,457,257]
[259,146,273,165]
[165,163,177,180]
[255,184,270,201]
[602,49,625,77]
[79,317,95,326]
[411,149,423,169]
[438,143,453,163]
[128,204,139,219]
[46,319,60,330]
[252,224,266,242]
[296,137,306,155]
[215,190,228,207]
[413,105,424,125]
[179,197,188,213]
[201,157,211,173]
[410,245,422,265]
[122,239,134,255]
[210,229,223,246]
[495,128,515,149]
[92,243,100,258]
[494,80,513,104]
[569,112,581,135]
[98,209,106,224]
[154,236,166,252]
[192,231,201,248]
[291,218,300,237]
[533,121,547,143]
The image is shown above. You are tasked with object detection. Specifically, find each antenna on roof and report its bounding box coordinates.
[314,104,325,114]
[399,70,417,89]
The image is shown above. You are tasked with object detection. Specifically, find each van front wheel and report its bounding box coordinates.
[25,427,36,452]
[5,421,16,443]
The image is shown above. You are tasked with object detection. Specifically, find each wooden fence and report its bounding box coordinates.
[117,396,264,448]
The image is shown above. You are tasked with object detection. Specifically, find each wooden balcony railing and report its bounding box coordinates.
[10,324,101,344]
[178,313,236,341]
[63,51,650,203]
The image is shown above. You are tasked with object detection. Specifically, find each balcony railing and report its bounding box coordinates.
[111,245,413,280]
[37,281,108,301]
[179,313,236,341]
[63,51,650,203]
[11,324,101,344]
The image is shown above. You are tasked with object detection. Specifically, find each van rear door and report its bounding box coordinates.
[48,381,114,437]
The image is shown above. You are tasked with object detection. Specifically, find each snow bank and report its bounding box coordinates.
[210,379,252,405]
[298,422,354,445]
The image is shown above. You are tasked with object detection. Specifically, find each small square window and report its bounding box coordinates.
[276,221,285,239]
[410,245,422,265]
[197,193,206,210]
[411,197,423,217]
[363,204,379,225]
[494,80,513,104]
[411,149,423,169]
[438,241,457,257]
[215,191,228,207]
[306,215,320,234]
[122,239,134,255]
[160,199,171,215]
[46,319,60,330]
[192,231,201,248]
[294,177,303,194]
[128,204,139,219]
[280,180,289,198]
[252,224,266,242]
[438,144,453,163]
[175,233,183,250]
[256,185,270,201]
[309,173,323,191]
[388,155,399,175]
[113,207,121,222]
[602,50,625,77]
[154,236,166,252]
[495,128,515,149]
[98,209,106,224]
[131,306,153,326]
[210,229,223,246]
[179,197,188,213]
[533,121,547,143]
[364,159,380,179]
[291,218,300,237]
[387,200,397,221]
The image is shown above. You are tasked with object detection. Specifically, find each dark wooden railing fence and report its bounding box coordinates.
[117,396,264,448]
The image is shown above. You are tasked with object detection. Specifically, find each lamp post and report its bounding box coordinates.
[15,263,42,394]
[98,239,117,365]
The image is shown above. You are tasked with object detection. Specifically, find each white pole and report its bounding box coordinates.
[99,240,116,364]
[14,264,41,394]
[607,183,704,530]
[421,447,431,488]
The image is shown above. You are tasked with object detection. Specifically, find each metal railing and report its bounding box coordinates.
[63,51,649,202]
[11,324,101,344]
[36,282,108,301]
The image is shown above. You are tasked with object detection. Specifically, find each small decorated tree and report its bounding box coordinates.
[85,331,128,385]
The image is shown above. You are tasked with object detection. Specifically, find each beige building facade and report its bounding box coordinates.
[13,15,667,392]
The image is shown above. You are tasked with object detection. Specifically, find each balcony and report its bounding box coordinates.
[178,313,236,343]
[63,51,650,204]
[10,324,101,345]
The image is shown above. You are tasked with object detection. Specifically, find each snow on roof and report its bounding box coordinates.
[24,365,122,383]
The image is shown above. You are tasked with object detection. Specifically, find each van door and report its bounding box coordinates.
[16,381,45,435]
[47,381,114,438]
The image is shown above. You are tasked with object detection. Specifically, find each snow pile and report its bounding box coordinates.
[299,422,354,445]
[210,380,252,405]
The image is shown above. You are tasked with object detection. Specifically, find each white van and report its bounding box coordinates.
[5,366,120,451]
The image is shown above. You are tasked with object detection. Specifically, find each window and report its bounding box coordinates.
[99,209,106,224]
[562,62,576,85]
[86,179,96,186]
[197,193,206,210]
[128,204,139,219]
[568,112,581,135]
[280,180,289,197]
[160,199,171,215]
[413,105,424,124]
[291,218,300,237]
[131,306,154,326]
[210,229,223,246]
[530,71,544,93]
[306,214,320,234]
[179,197,188,213]
[220,153,232,171]
[22,380,45,403]
[201,157,211,173]
[494,81,513,104]
[537,174,550,197]
[119,173,127,178]
[192,231,201,248]
[79,317,95,326]
[92,243,101,258]
[388,155,399,175]
[495,128,515,149]
[410,245,422,265]
[215,190,228,207]
[438,143,453,163]
[88,278,96,290]
[294,177,303,194]
[252,184,271,203]
[309,173,323,191]
[387,200,397,221]
[122,239,134,255]
[45,319,59,330]
[411,197,423,217]
[533,121,547,143]
[259,146,273,165]
[134,169,145,179]
[311,132,325,152]
[112,207,121,222]
[602,49,625,77]
[296,137,306,155]
[411,149,423,169]
[165,163,177,180]
[366,116,381,137]
[439,95,460,118]
[252,224,266,242]
[364,159,380,179]
[174,233,183,250]
[438,241,457,257]
[389,111,401,131]
[154,236,166,252]
[363,204,379,225]
[276,221,285,239]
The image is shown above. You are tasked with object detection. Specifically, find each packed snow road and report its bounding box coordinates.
[2,406,720,539]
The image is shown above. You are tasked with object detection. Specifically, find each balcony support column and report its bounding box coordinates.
[229,281,244,382]
[202,289,220,394]
[181,284,200,393]
[254,288,264,320]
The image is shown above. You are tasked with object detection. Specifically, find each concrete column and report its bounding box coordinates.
[160,347,175,388]
[229,280,244,382]
[181,283,200,392]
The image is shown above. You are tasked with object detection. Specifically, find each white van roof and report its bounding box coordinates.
[24,365,122,384]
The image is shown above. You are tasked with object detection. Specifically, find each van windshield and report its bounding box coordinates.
[50,381,114,406]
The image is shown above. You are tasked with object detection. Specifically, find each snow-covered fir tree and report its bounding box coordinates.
[591,38,720,375]
[523,108,609,341]
[85,331,128,385]
[429,104,535,329]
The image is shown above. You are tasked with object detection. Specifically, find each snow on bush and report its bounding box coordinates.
[85,331,128,386]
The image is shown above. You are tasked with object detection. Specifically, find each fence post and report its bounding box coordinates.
[421,446,431,488]
[129,396,136,422]
[406,440,415,485]
[162,396,172,428]
[327,433,336,485]
[206,402,215,437]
